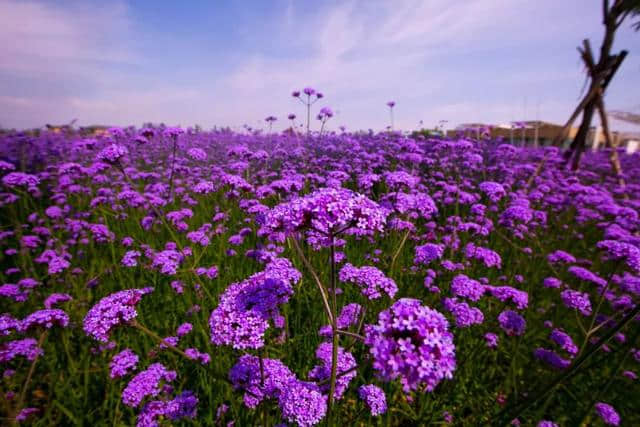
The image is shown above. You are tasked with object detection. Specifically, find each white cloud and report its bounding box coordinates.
[0,0,135,74]
[0,0,637,131]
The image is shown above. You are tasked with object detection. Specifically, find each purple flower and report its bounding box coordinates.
[443,297,484,328]
[597,240,640,273]
[543,277,562,289]
[309,342,357,400]
[338,263,397,299]
[414,243,445,265]
[122,363,177,407]
[464,243,502,269]
[229,354,296,409]
[21,309,69,331]
[151,250,183,275]
[319,303,362,339]
[549,329,578,356]
[537,421,558,427]
[16,407,39,422]
[450,274,485,302]
[594,402,620,426]
[0,338,44,362]
[138,390,198,426]
[485,286,528,310]
[122,250,141,267]
[547,250,576,264]
[478,181,505,202]
[187,147,207,161]
[96,144,128,163]
[358,384,387,416]
[2,172,40,188]
[263,187,388,238]
[44,293,72,308]
[303,87,316,96]
[1,313,21,336]
[110,349,139,379]
[185,348,211,365]
[48,256,71,275]
[210,258,300,349]
[568,266,607,288]
[278,381,327,427]
[386,101,395,108]
[534,348,571,370]
[83,288,154,342]
[485,332,499,349]
[364,298,456,393]
[498,310,526,336]
[176,322,193,337]
[560,289,592,316]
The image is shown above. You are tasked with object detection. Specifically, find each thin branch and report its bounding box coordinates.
[290,237,334,325]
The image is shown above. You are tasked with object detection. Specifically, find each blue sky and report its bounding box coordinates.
[1,0,639,132]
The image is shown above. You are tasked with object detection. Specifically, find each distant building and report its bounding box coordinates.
[78,125,110,137]
[446,120,637,150]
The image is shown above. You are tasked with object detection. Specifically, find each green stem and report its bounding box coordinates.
[326,234,339,421]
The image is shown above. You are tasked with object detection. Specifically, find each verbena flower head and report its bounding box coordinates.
[137,390,198,427]
[478,181,506,202]
[97,144,128,164]
[534,348,571,370]
[568,266,607,288]
[596,240,640,274]
[229,354,296,409]
[83,288,154,342]
[359,384,387,416]
[309,342,357,400]
[110,349,139,379]
[21,309,69,331]
[0,338,44,362]
[264,187,388,238]
[210,258,300,349]
[549,329,578,356]
[443,297,484,328]
[547,250,576,264]
[414,243,445,265]
[594,402,620,426]
[2,172,40,188]
[1,313,21,336]
[44,293,72,308]
[278,380,327,427]
[387,101,395,108]
[464,243,502,269]
[338,263,397,299]
[450,274,485,302]
[498,310,526,336]
[122,362,177,407]
[364,298,456,393]
[560,289,592,316]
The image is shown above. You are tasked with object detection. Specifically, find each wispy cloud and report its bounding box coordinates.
[0,0,638,131]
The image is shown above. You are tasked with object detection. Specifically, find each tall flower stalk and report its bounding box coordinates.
[387,101,395,130]
[292,87,323,135]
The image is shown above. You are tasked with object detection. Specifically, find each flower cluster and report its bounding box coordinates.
[338,263,397,299]
[210,258,300,349]
[364,298,456,392]
[122,363,177,407]
[263,187,388,238]
[83,288,154,342]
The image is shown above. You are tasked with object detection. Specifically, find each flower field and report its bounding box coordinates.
[1,111,639,426]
